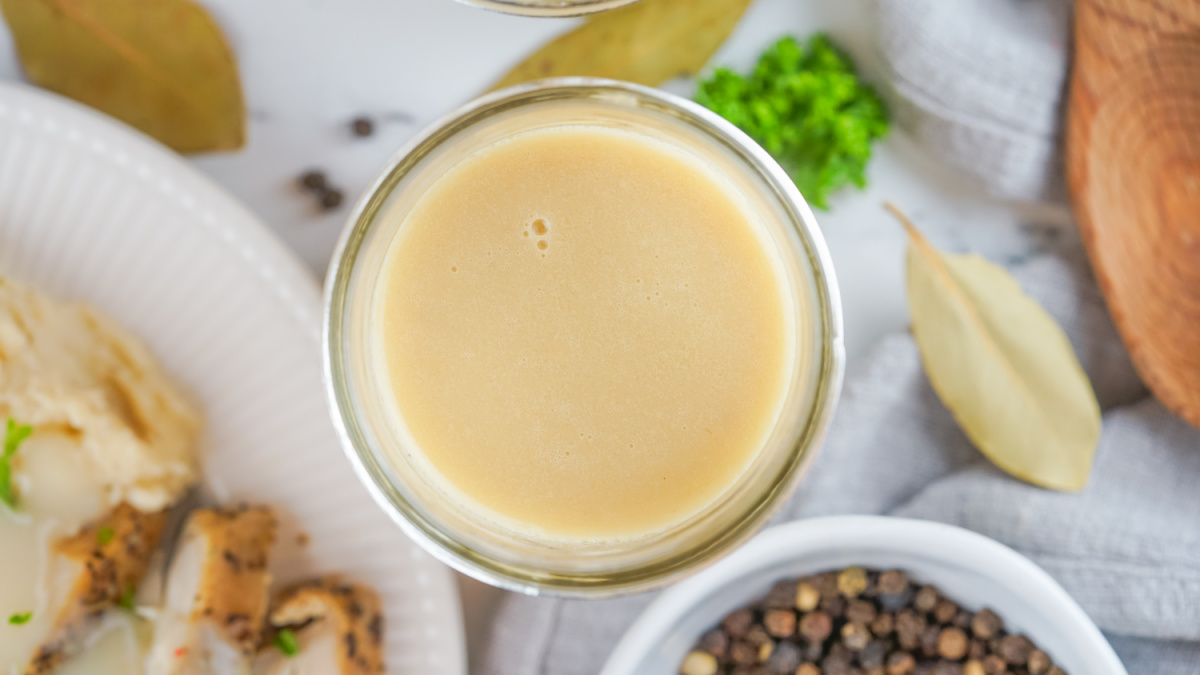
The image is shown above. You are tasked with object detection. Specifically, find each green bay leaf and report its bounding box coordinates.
[0,0,246,153]
[488,0,754,92]
[888,204,1101,491]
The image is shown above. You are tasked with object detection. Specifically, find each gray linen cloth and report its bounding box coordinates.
[478,2,1200,673]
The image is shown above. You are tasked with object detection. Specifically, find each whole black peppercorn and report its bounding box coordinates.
[722,609,754,639]
[1027,649,1052,675]
[820,594,847,618]
[878,569,909,595]
[934,600,959,624]
[967,639,987,661]
[879,587,913,611]
[299,169,327,191]
[970,609,1002,640]
[981,654,1006,675]
[886,652,916,675]
[937,627,969,660]
[846,599,877,625]
[869,611,894,637]
[799,611,834,643]
[841,622,870,651]
[822,651,852,675]
[699,629,728,659]
[796,582,822,612]
[998,635,1033,666]
[914,586,940,613]
[837,567,869,598]
[921,625,942,657]
[812,572,840,599]
[766,579,799,609]
[351,116,375,137]
[729,640,757,666]
[320,189,344,210]
[859,640,888,669]
[895,610,926,650]
[763,609,796,638]
[765,640,801,674]
[745,625,772,647]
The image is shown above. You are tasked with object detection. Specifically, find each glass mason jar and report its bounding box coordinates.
[324,78,844,597]
[456,0,640,17]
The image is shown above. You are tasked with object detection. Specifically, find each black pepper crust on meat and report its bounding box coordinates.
[24,503,168,675]
[266,576,385,675]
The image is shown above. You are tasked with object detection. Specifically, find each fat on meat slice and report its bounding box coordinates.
[145,506,276,675]
[252,577,384,675]
[24,502,167,675]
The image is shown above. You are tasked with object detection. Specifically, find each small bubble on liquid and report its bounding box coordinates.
[532,218,548,235]
[537,240,548,250]
[523,231,529,237]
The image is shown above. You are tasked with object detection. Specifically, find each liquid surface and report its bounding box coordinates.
[374,127,791,540]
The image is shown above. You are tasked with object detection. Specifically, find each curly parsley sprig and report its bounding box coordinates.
[0,418,33,510]
[696,34,889,210]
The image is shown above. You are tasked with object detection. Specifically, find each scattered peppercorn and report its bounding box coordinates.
[914,586,940,612]
[798,610,833,643]
[763,609,796,638]
[1028,649,1053,674]
[351,116,375,137]
[796,582,821,612]
[887,651,916,675]
[937,627,969,660]
[722,608,754,638]
[680,567,1067,675]
[296,169,347,212]
[299,170,327,191]
[934,599,959,624]
[879,569,908,595]
[729,640,757,665]
[847,599,877,625]
[765,640,800,673]
[838,567,869,598]
[998,634,1034,665]
[680,651,717,675]
[697,629,726,660]
[970,609,1002,640]
[841,621,871,651]
[320,189,344,210]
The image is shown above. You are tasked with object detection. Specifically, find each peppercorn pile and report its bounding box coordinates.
[679,567,1067,675]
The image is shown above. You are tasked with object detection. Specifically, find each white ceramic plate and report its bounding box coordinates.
[602,516,1127,675]
[0,81,465,675]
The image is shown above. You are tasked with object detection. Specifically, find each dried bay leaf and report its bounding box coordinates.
[488,0,754,92]
[1,0,246,153]
[887,204,1101,491]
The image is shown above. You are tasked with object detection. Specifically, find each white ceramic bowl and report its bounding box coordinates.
[601,516,1127,675]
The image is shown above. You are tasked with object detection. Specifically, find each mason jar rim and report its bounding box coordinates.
[454,0,641,17]
[323,78,845,597]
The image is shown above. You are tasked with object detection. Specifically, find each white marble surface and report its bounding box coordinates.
[0,0,1072,667]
